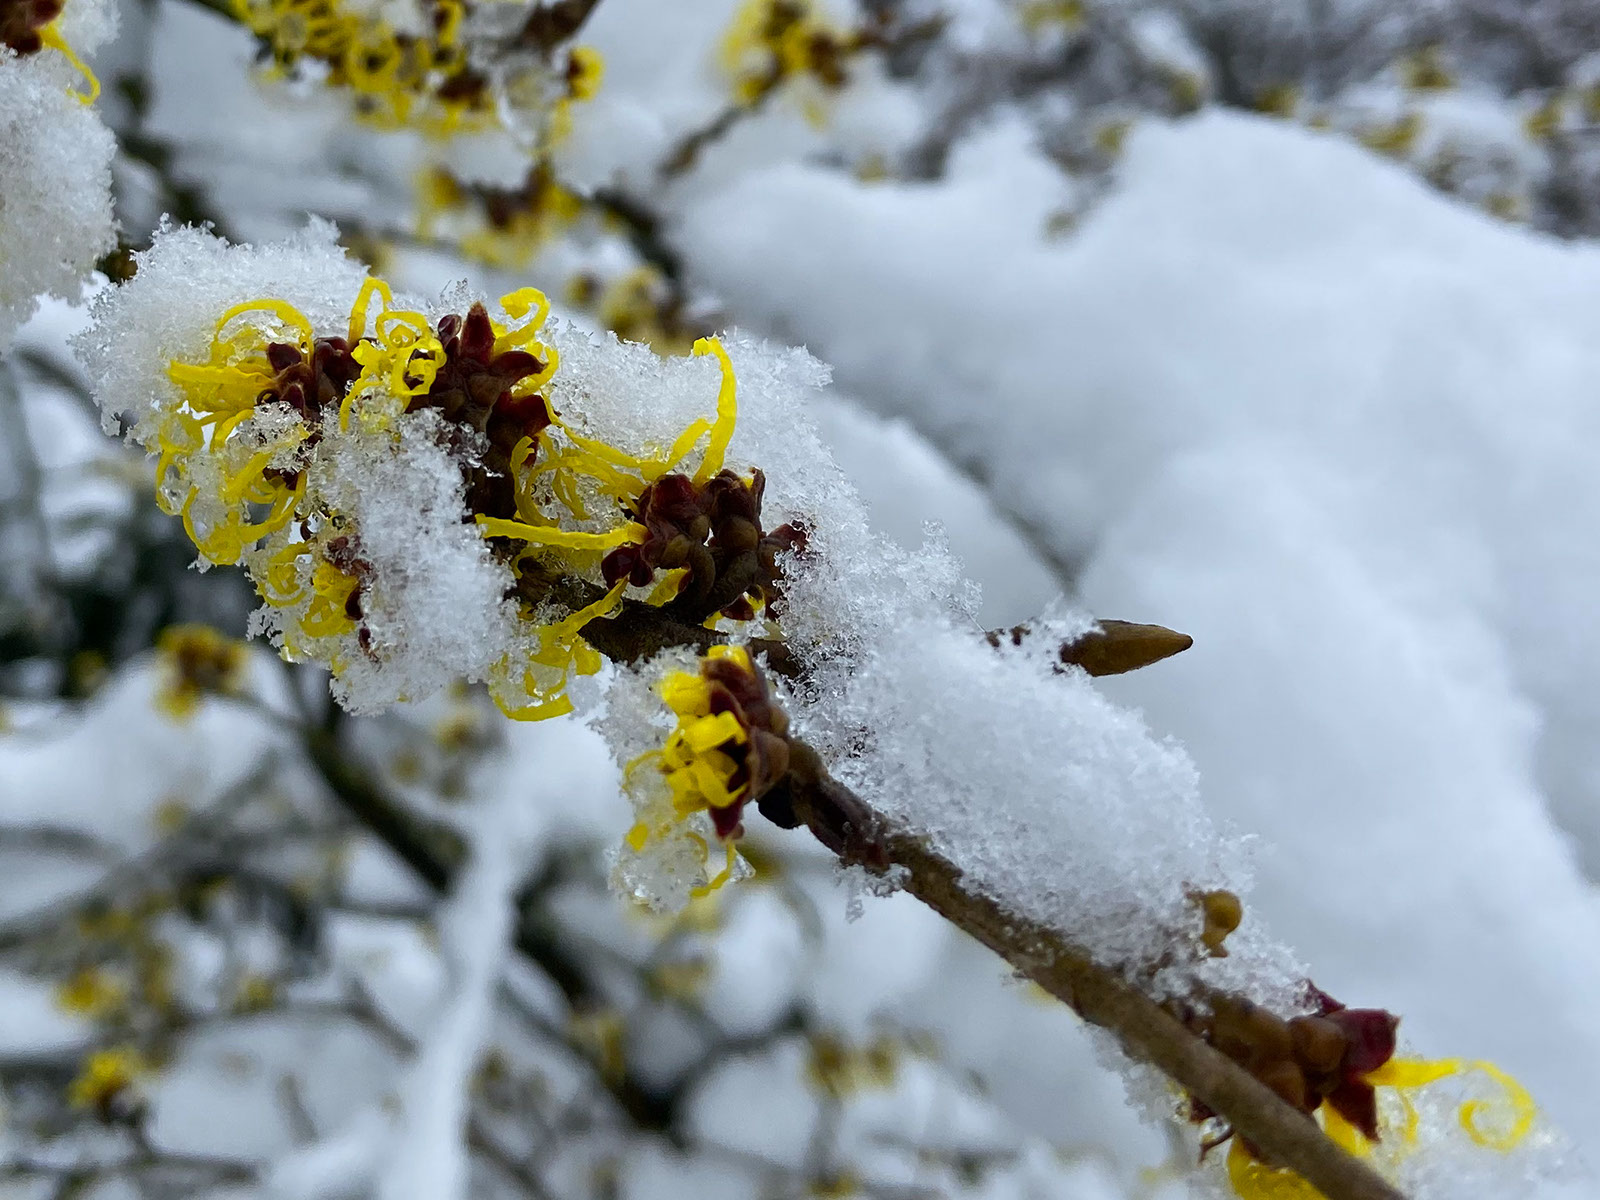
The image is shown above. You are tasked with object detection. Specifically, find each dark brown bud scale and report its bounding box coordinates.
[0,0,63,54]
[696,651,791,839]
[601,468,807,625]
[1177,983,1403,1163]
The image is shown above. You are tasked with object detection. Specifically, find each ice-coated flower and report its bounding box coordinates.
[613,645,790,906]
[78,224,775,714]
[0,0,117,349]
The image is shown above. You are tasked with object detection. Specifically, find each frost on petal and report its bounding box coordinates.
[0,51,116,351]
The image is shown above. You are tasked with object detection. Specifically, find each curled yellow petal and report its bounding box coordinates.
[1460,1061,1537,1152]
[691,337,737,483]
[476,515,645,549]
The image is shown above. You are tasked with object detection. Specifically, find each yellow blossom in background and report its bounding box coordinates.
[417,164,586,270]
[805,1031,900,1099]
[55,967,127,1020]
[648,956,712,1002]
[1019,0,1086,35]
[154,624,249,719]
[232,973,278,1013]
[569,266,702,357]
[67,1046,146,1114]
[233,0,491,136]
[232,0,603,142]
[718,0,859,124]
[568,1009,626,1086]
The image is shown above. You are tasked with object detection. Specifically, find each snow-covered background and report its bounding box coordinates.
[6,0,1600,1196]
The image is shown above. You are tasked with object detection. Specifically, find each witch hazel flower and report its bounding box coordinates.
[0,0,117,350]
[76,221,783,716]
[612,643,793,908]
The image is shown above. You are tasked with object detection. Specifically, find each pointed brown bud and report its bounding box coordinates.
[1061,620,1194,676]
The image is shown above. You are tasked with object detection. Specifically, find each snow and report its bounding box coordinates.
[676,105,1600,1186]
[0,48,118,351]
[374,786,538,1200]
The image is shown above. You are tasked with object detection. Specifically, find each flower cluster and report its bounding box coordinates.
[234,0,600,141]
[617,645,791,904]
[85,226,799,719]
[1179,984,1537,1195]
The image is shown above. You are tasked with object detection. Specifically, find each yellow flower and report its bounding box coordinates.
[55,967,127,1020]
[718,0,857,122]
[1225,1057,1537,1198]
[623,645,791,895]
[67,1046,146,1115]
[154,624,249,719]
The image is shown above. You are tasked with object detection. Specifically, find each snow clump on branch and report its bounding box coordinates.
[0,0,118,350]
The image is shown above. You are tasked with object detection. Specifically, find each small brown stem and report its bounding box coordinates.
[778,746,1404,1200]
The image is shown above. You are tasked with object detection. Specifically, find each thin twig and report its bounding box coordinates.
[775,744,1405,1200]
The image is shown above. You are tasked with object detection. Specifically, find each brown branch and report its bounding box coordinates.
[774,745,1404,1200]
[303,582,1390,1198]
[570,593,1393,1197]
[303,707,681,1133]
[660,98,772,178]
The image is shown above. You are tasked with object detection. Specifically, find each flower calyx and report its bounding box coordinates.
[410,301,554,521]
[601,467,806,625]
[1189,988,1401,1155]
[0,0,63,54]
